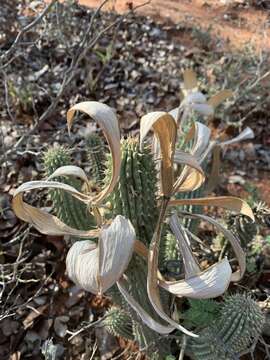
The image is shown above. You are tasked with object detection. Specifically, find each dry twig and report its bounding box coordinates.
[0,0,58,67]
[0,0,151,165]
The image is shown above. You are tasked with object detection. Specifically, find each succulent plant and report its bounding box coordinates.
[104,138,168,354]
[12,70,258,358]
[106,137,159,245]
[184,299,221,328]
[159,232,182,277]
[217,201,270,271]
[102,307,134,341]
[187,294,265,360]
[226,202,270,248]
[43,146,95,231]
[85,133,106,186]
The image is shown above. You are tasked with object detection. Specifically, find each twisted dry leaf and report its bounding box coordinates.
[183,69,198,91]
[157,214,232,299]
[159,259,231,299]
[66,215,136,294]
[180,212,246,282]
[12,181,97,237]
[219,127,254,147]
[170,214,201,278]
[146,200,198,338]
[117,277,176,335]
[172,154,205,195]
[207,89,233,108]
[169,196,254,221]
[180,69,232,117]
[47,165,91,192]
[140,111,177,196]
[67,101,121,205]
[173,150,205,193]
[172,122,213,194]
[190,122,212,161]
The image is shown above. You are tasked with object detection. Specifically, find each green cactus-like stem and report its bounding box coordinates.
[126,261,170,359]
[102,307,134,341]
[187,294,265,360]
[43,146,95,231]
[86,133,106,186]
[105,138,170,357]
[108,137,159,245]
[159,232,182,277]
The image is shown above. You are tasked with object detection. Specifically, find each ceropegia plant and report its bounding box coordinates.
[12,70,256,357]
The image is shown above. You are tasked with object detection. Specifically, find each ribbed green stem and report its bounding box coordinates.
[105,138,170,358]
[108,138,158,245]
[86,133,106,186]
[187,294,265,360]
[159,232,182,277]
[102,307,134,341]
[43,146,95,231]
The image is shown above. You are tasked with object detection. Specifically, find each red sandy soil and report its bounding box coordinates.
[78,0,270,52]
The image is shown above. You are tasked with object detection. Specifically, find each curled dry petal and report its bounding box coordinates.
[169,214,201,278]
[207,89,233,108]
[190,122,212,161]
[47,165,91,192]
[67,101,121,205]
[173,150,205,193]
[180,212,246,282]
[219,127,254,147]
[66,215,136,294]
[147,201,198,337]
[117,277,176,335]
[183,69,197,90]
[12,181,97,237]
[169,196,254,221]
[140,111,177,196]
[161,214,232,298]
[205,145,221,194]
[172,122,213,194]
[159,258,232,299]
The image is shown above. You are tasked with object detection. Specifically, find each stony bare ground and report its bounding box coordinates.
[0,1,270,359]
[83,0,270,52]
